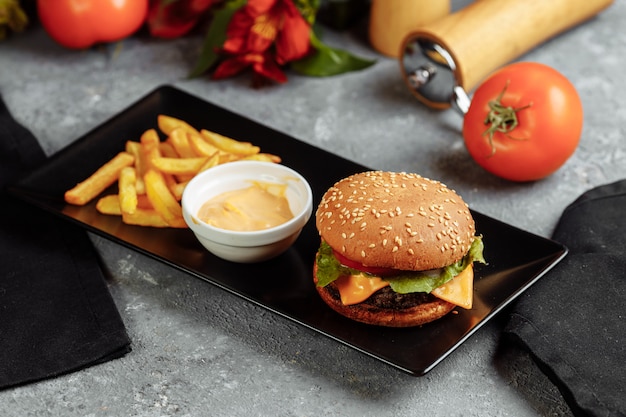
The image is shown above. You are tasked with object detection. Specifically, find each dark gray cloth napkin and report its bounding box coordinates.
[0,94,131,389]
[505,180,626,417]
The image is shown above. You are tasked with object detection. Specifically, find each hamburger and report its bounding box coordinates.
[314,171,485,327]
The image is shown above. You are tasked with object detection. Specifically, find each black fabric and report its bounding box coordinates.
[0,94,131,389]
[505,180,626,417]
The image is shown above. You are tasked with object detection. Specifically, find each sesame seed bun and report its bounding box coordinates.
[315,171,476,271]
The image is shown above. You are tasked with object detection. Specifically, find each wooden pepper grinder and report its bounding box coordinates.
[399,0,615,110]
[369,0,451,58]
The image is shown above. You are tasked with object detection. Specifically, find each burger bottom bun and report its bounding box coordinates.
[315,280,456,328]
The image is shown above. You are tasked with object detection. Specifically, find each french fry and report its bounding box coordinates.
[151,157,208,176]
[97,194,171,227]
[141,128,180,190]
[96,193,153,215]
[187,131,221,157]
[140,128,161,144]
[66,114,281,229]
[200,129,260,156]
[125,141,147,195]
[168,127,197,158]
[218,153,242,164]
[242,153,282,163]
[144,169,184,226]
[65,152,135,206]
[118,166,138,215]
[160,140,194,182]
[158,115,199,137]
[125,139,140,156]
[96,194,122,215]
[197,152,220,173]
[137,194,153,209]
[138,128,166,197]
[159,141,178,158]
[122,210,170,228]
[169,181,189,201]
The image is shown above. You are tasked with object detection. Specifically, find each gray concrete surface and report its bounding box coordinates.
[1,1,624,416]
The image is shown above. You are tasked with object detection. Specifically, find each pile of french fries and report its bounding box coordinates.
[64,115,281,228]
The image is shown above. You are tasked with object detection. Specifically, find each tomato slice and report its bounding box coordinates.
[332,249,397,276]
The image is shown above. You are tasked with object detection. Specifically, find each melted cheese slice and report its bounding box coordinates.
[431,264,474,309]
[336,273,389,305]
[335,264,474,308]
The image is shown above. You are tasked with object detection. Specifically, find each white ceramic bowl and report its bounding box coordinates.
[182,161,313,263]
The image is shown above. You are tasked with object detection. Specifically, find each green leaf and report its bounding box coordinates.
[387,237,486,294]
[293,0,321,25]
[188,0,247,78]
[315,241,347,287]
[291,31,375,77]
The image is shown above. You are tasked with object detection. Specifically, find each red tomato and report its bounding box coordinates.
[332,249,397,276]
[38,0,149,49]
[462,62,583,182]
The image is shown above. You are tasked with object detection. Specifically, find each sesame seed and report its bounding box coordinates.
[361,250,366,258]
[392,246,399,253]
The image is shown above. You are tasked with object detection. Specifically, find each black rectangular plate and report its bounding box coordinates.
[9,86,567,376]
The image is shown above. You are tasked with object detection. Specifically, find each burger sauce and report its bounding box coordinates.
[197,182,294,231]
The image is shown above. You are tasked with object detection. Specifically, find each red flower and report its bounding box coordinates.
[148,0,214,38]
[212,0,312,84]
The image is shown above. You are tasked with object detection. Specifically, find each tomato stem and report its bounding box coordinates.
[482,80,532,157]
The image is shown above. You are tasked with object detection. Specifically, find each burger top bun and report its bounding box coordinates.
[316,171,476,271]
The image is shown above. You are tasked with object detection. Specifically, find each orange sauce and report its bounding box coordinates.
[197,182,294,231]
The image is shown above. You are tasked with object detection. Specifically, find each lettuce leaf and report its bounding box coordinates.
[315,237,486,294]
